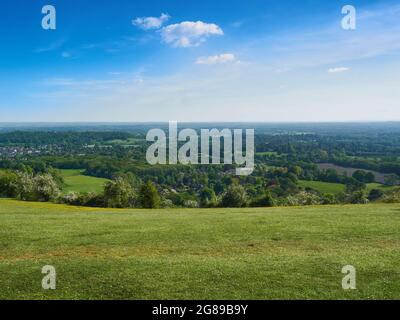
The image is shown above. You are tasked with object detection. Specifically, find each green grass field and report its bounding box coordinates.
[366,183,397,192]
[0,199,399,300]
[299,180,345,194]
[300,180,398,195]
[59,169,110,194]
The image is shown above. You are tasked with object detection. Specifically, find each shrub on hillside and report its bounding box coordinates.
[283,191,322,206]
[60,191,105,207]
[14,172,60,202]
[221,185,247,208]
[381,189,400,203]
[199,188,217,208]
[250,190,275,207]
[103,177,136,208]
[368,189,384,202]
[138,181,161,209]
[0,170,19,197]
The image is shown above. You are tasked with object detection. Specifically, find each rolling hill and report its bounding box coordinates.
[0,199,399,299]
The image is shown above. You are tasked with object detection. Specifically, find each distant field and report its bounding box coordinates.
[299,180,345,194]
[59,169,110,194]
[105,137,142,146]
[317,163,387,184]
[300,180,397,195]
[366,183,398,192]
[0,199,399,299]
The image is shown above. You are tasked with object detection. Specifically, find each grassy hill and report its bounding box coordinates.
[299,180,345,194]
[299,180,398,194]
[0,199,399,300]
[59,169,110,194]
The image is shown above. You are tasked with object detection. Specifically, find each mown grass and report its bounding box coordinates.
[299,180,397,195]
[299,180,345,194]
[59,169,110,194]
[366,183,397,192]
[0,199,399,300]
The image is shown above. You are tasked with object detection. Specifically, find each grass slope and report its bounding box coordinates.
[366,183,397,192]
[59,169,110,194]
[0,199,399,300]
[299,180,345,194]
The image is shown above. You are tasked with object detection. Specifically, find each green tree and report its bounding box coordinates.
[345,178,366,193]
[368,189,384,201]
[221,185,247,208]
[138,181,160,209]
[251,190,275,207]
[104,177,136,208]
[199,188,217,207]
[14,173,60,202]
[0,170,18,197]
[33,174,61,201]
[352,170,375,183]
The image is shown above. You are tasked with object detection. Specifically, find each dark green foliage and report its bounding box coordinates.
[0,170,19,197]
[221,185,247,208]
[352,170,375,183]
[199,188,217,207]
[138,181,161,209]
[368,189,384,201]
[345,178,366,193]
[250,190,275,207]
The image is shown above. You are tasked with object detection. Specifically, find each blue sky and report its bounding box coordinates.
[1,0,400,122]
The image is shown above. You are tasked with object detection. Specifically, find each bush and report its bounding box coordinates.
[250,190,275,207]
[0,170,19,197]
[381,190,400,203]
[321,193,338,205]
[199,188,217,207]
[160,198,174,208]
[103,177,136,208]
[368,189,384,202]
[346,190,369,204]
[221,185,247,208]
[138,181,161,208]
[14,172,60,202]
[183,200,199,208]
[283,191,321,206]
[60,191,105,207]
[60,192,80,205]
[33,174,61,201]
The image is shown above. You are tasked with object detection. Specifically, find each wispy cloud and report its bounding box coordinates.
[133,13,170,30]
[328,67,350,73]
[196,53,236,65]
[35,39,65,53]
[160,21,223,47]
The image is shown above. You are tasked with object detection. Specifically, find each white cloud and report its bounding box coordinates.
[196,53,236,65]
[160,21,223,47]
[133,13,170,30]
[328,67,350,73]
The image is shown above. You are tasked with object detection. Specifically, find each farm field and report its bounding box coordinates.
[299,180,398,195]
[59,169,110,194]
[317,163,388,184]
[0,199,399,300]
[299,180,345,194]
[366,183,398,192]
